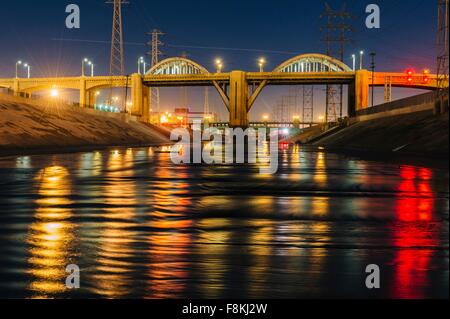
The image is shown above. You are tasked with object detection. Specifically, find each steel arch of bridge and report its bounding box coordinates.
[274,53,352,73]
[146,57,209,75]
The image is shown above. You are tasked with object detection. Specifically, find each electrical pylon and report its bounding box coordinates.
[321,2,353,123]
[147,29,164,118]
[107,0,128,76]
[106,0,128,110]
[437,0,449,96]
[303,86,314,125]
[204,87,210,116]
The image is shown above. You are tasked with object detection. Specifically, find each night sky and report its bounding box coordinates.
[0,0,437,120]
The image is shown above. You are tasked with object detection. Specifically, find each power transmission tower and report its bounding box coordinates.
[180,51,189,109]
[106,0,128,109]
[204,87,210,116]
[148,29,164,67]
[303,86,314,125]
[437,0,449,102]
[107,0,128,76]
[147,29,164,117]
[321,2,353,123]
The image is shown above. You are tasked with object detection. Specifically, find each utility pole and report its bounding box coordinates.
[320,2,353,123]
[370,52,376,107]
[437,0,449,113]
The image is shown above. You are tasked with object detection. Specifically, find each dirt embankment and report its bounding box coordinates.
[311,110,449,158]
[0,96,171,156]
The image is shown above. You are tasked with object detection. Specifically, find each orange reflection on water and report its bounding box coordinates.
[28,166,75,298]
[391,166,436,299]
[314,151,327,186]
[146,226,192,299]
[91,149,138,298]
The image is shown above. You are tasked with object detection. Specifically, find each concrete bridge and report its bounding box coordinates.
[0,53,444,127]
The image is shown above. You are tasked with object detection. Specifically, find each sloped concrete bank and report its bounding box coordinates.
[312,110,449,159]
[0,96,171,156]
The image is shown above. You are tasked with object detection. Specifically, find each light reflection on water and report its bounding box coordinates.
[0,145,448,299]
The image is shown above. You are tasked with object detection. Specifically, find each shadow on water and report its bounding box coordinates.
[0,144,448,298]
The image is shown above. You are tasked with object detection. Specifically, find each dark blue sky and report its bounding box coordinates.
[0,0,437,119]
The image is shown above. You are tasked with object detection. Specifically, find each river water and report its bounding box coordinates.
[0,145,448,299]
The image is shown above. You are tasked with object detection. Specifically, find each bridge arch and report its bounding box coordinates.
[274,53,352,73]
[146,57,209,75]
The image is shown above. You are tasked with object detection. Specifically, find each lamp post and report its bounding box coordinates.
[215,59,223,73]
[82,58,89,77]
[15,61,22,78]
[138,57,147,74]
[359,51,364,70]
[351,54,356,71]
[258,58,266,72]
[88,61,94,77]
[23,63,31,78]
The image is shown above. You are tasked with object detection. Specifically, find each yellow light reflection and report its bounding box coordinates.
[27,166,75,298]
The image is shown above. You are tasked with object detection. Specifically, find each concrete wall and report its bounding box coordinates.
[356,89,449,122]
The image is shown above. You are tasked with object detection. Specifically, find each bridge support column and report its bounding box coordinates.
[131,73,150,122]
[142,86,150,123]
[355,70,370,112]
[13,79,20,97]
[87,91,96,109]
[229,71,249,128]
[79,78,87,108]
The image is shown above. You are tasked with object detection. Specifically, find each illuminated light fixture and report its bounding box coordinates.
[50,88,59,97]
[282,128,290,135]
[293,115,300,120]
[258,57,266,72]
[215,59,223,73]
[160,114,169,124]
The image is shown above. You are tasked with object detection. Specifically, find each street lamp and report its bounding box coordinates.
[138,57,147,74]
[87,61,94,77]
[215,59,223,73]
[351,54,356,71]
[15,60,22,78]
[82,58,89,77]
[23,63,31,78]
[359,51,364,70]
[258,58,266,72]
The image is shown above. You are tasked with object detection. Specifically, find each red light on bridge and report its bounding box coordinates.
[405,68,415,84]
[423,69,430,84]
[406,68,415,75]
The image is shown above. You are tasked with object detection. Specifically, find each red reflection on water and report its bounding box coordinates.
[391,166,436,298]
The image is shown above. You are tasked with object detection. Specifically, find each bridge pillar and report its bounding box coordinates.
[355,70,370,112]
[79,78,87,108]
[87,91,96,109]
[13,79,20,97]
[229,71,249,128]
[142,86,150,123]
[131,73,151,122]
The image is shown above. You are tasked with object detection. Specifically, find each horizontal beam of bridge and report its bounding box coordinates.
[0,72,443,90]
